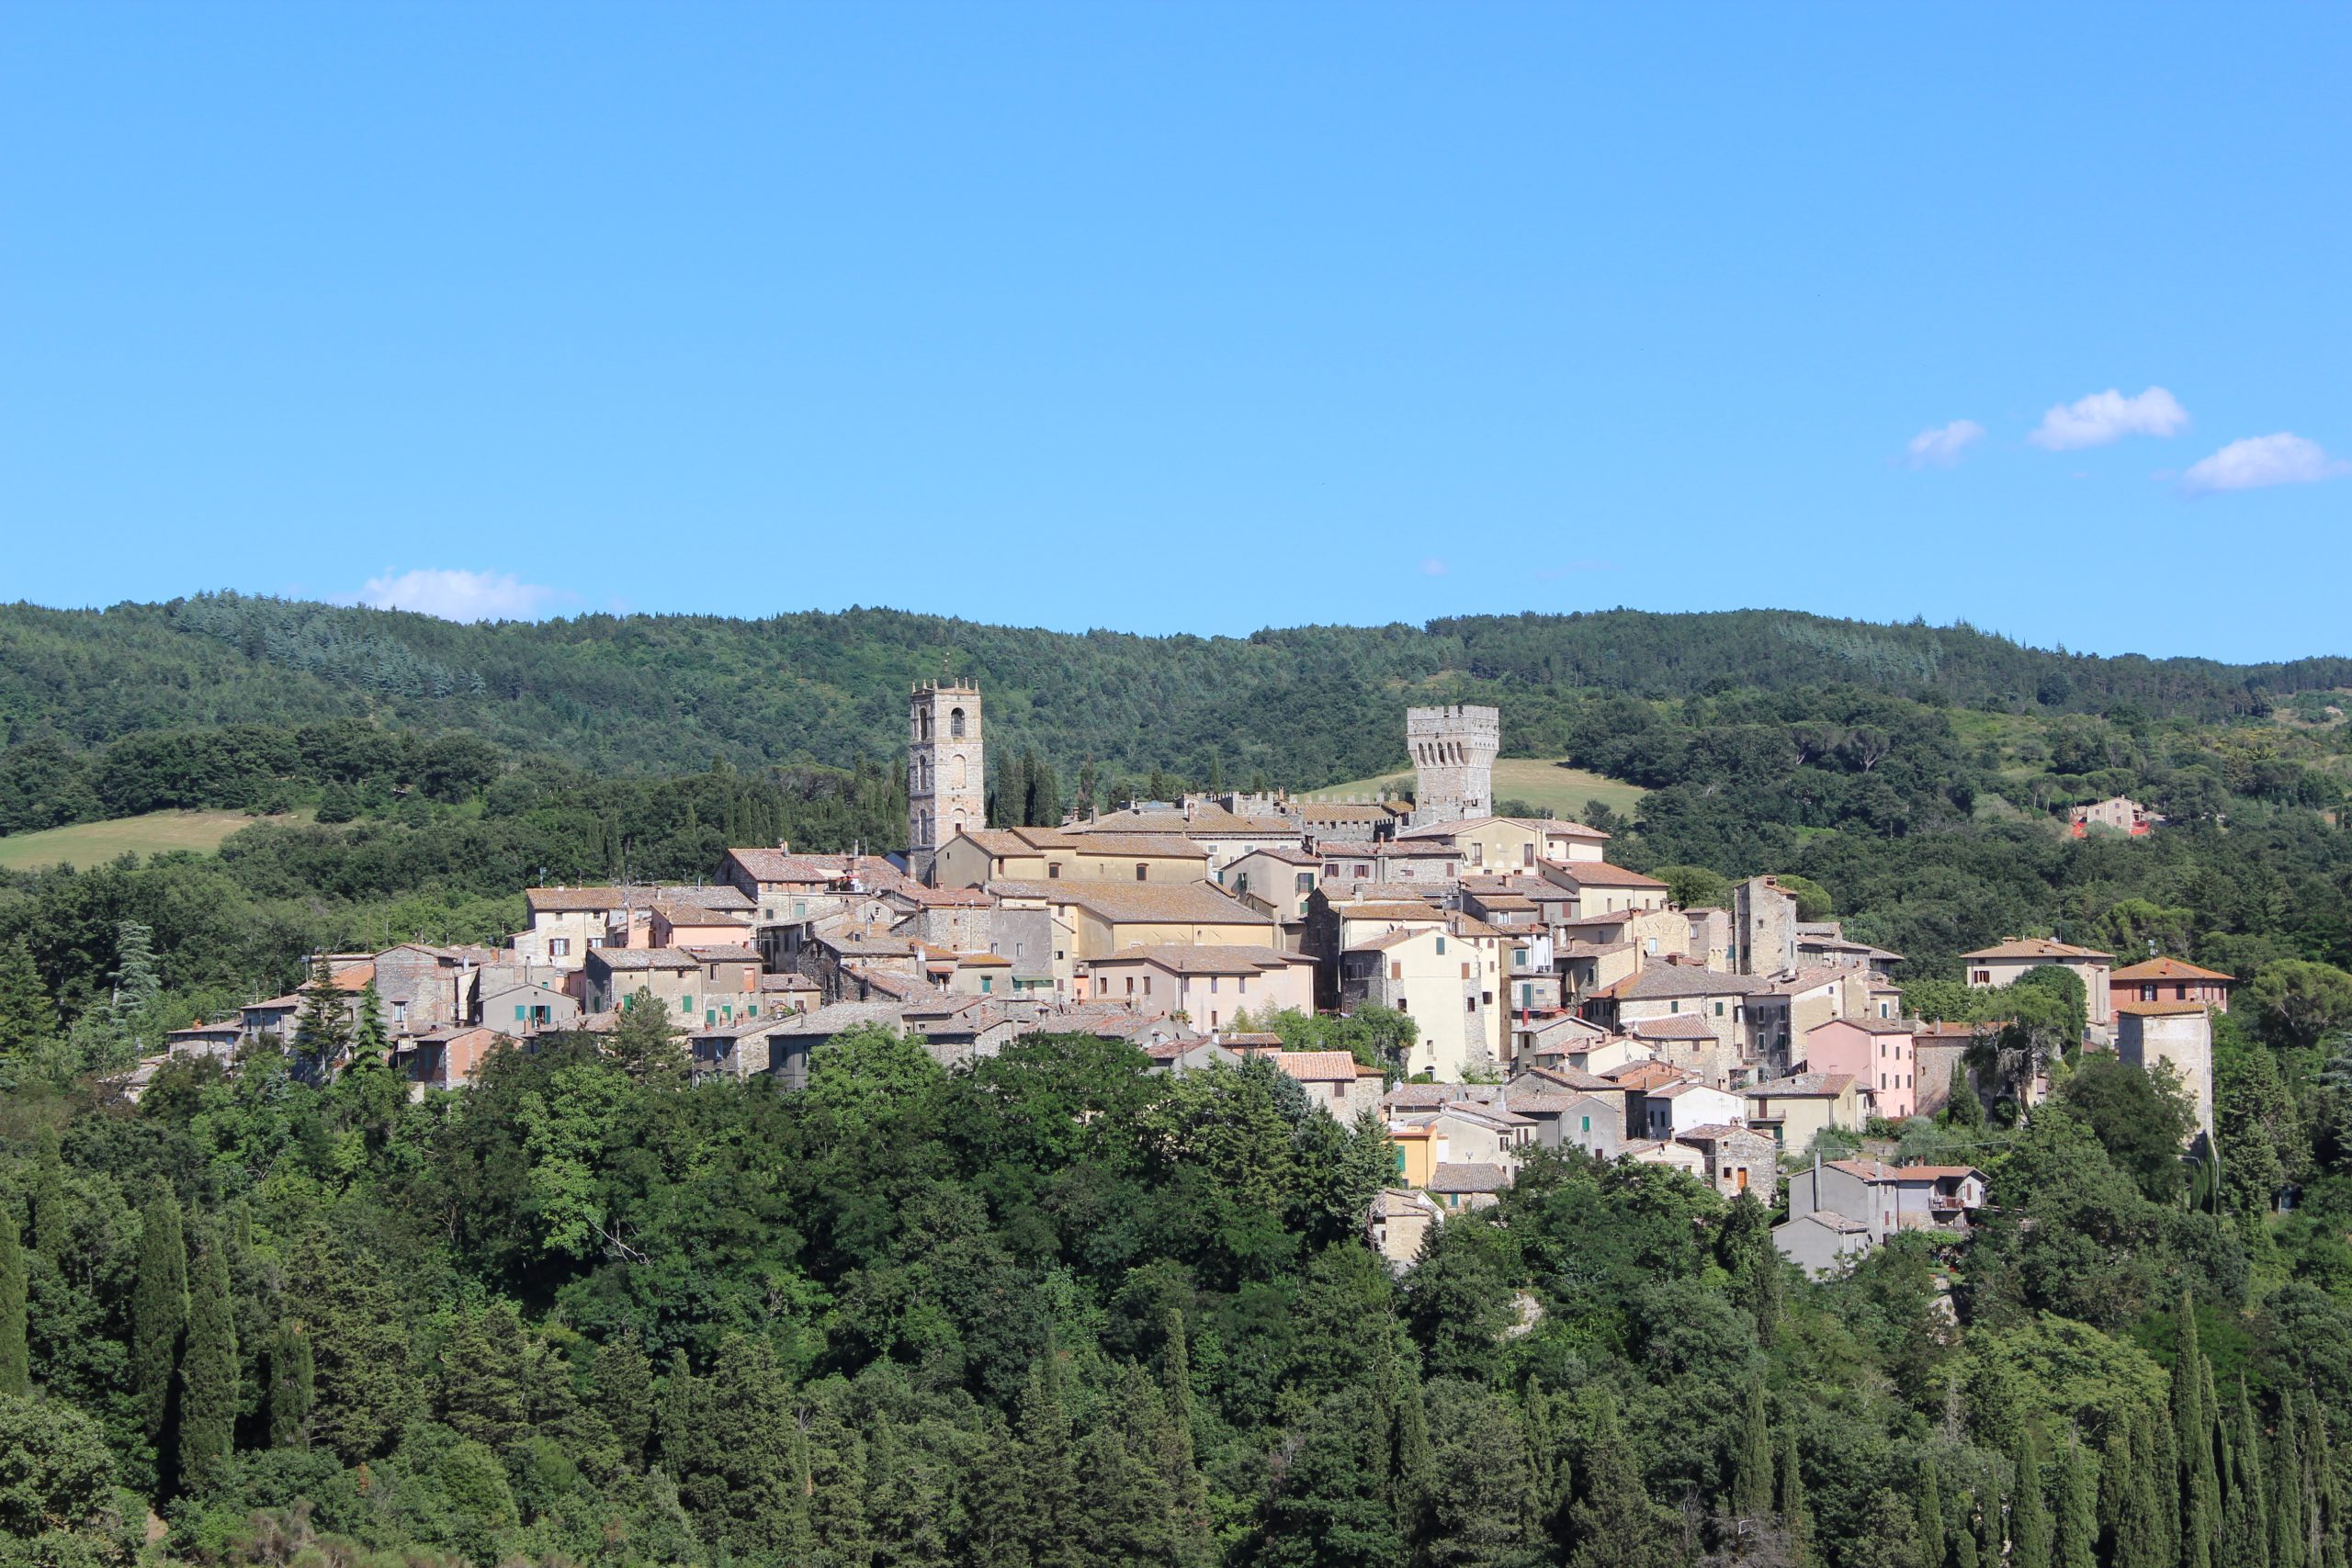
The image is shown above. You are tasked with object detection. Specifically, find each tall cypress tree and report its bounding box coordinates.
[2054,1432,2098,1568]
[132,1193,188,1458]
[0,1205,28,1397]
[2014,1428,2053,1568]
[31,1128,67,1259]
[178,1223,237,1495]
[347,978,392,1070]
[267,1321,313,1450]
[33,1126,68,1261]
[2279,1393,2310,1568]
[0,938,58,1060]
[291,956,351,1071]
[1779,1425,1812,1568]
[1731,1375,1772,1519]
[591,1330,655,1471]
[1020,1351,1081,1568]
[2100,1416,2134,1561]
[2228,1381,2274,1568]
[1915,1458,1947,1568]
[1160,1312,1212,1566]
[109,919,164,1035]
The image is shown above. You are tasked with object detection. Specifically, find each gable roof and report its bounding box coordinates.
[1091,943,1305,974]
[987,881,1272,926]
[1744,1071,1860,1099]
[2110,956,2235,983]
[1428,1162,1511,1194]
[724,848,835,885]
[1544,862,1669,889]
[1961,937,2113,961]
[2115,999,2213,1017]
[1598,965,1769,1001]
[1626,1015,1722,1041]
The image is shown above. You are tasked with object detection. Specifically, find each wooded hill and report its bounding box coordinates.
[6,594,2348,785]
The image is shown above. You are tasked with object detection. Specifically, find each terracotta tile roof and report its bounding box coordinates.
[1256,1050,1362,1082]
[1807,1015,1914,1035]
[1429,1162,1511,1194]
[2110,957,2234,982]
[1606,1059,1694,1089]
[1545,862,1669,889]
[1745,1071,1860,1098]
[1626,1015,1721,1041]
[679,944,763,963]
[1599,966,1768,1001]
[1961,937,2113,961]
[1063,832,1211,858]
[1676,1122,1766,1143]
[650,902,752,927]
[724,848,835,884]
[590,949,699,972]
[1090,943,1304,974]
[1521,1064,1618,1091]
[1238,845,1322,865]
[760,972,819,991]
[1826,1158,1984,1182]
[2115,1000,2212,1017]
[1337,901,1447,921]
[986,880,1272,927]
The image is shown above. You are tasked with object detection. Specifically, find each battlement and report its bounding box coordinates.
[1406,704,1498,827]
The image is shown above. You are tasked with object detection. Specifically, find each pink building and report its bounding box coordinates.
[1802,1017,1918,1121]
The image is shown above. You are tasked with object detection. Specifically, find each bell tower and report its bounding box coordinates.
[909,680,983,882]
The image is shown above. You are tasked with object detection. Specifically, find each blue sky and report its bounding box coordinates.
[5,5,2346,660]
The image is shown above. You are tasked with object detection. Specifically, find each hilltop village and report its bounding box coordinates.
[145,682,2226,1276]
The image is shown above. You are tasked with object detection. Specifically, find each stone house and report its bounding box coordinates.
[1676,1123,1779,1201]
[1537,859,1672,917]
[1636,1078,1747,1141]
[1427,1162,1510,1211]
[1368,1189,1443,1271]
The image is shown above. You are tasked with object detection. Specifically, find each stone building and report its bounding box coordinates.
[2115,1000,2215,1140]
[1406,705,1498,827]
[909,681,984,882]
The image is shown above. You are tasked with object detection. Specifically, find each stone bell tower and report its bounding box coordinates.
[909,681,983,882]
[1407,704,1498,827]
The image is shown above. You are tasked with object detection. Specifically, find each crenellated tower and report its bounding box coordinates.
[1406,704,1498,826]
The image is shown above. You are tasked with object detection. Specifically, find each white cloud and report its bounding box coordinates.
[2028,386,2188,450]
[1419,558,1449,577]
[1905,418,1984,469]
[2178,433,2351,496]
[354,568,565,622]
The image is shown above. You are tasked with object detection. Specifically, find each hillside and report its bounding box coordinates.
[6,596,2350,790]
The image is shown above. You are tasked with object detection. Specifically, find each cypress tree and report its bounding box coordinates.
[1568,1395,1679,1568]
[291,956,351,1071]
[2015,1428,2053,1568]
[2054,1432,2098,1568]
[347,978,391,1070]
[868,1412,952,1568]
[1159,1313,1212,1566]
[805,1406,873,1567]
[2205,1357,2233,1568]
[0,1205,27,1397]
[109,919,163,1036]
[266,1321,313,1449]
[2125,1406,2170,1568]
[1953,1493,1980,1568]
[2302,1392,2337,1568]
[2279,1393,2310,1568]
[592,1330,656,1470]
[656,1348,696,1472]
[33,1127,68,1261]
[436,1302,529,1451]
[1020,1352,1082,1568]
[178,1223,238,1495]
[1731,1375,1772,1519]
[1917,1458,1948,1568]
[2154,1388,2187,1568]
[132,1193,188,1456]
[1385,1330,1434,1544]
[2228,1381,2274,1568]
[1779,1424,1812,1568]
[0,938,58,1060]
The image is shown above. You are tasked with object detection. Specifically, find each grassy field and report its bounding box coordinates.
[0,809,299,872]
[1303,759,1646,822]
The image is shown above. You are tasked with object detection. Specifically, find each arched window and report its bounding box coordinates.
[950,707,967,739]
[952,756,967,789]
[918,707,933,741]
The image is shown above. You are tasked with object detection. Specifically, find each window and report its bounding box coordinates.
[980,976,993,994]
[949,707,967,738]
[1390,961,1403,981]
[514,1004,528,1021]
[1396,995,1408,1011]
[1465,997,1477,1014]
[1125,976,1136,996]
[2142,983,2157,1001]
[707,1009,718,1024]
[1048,863,1061,878]
[1972,969,1991,984]
[1136,863,1148,881]
[1522,843,1534,867]
[1669,999,1680,1014]
[1144,976,1153,996]
[1014,942,1024,958]
[1295,872,1315,894]
[681,996,694,1014]
[1471,843,1484,866]
[1580,1115,1591,1134]
[793,901,807,919]
[1714,1001,1724,1016]
[548,937,571,958]
[1435,935,1447,955]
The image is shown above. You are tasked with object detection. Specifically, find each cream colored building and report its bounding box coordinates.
[986,880,1276,996]
[934,826,1210,889]
[1079,944,1316,1031]
[1538,859,1673,917]
[1962,937,2115,1027]
[1338,914,1506,1079]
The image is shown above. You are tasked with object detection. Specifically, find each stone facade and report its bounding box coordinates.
[908,682,984,882]
[1406,705,1498,826]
